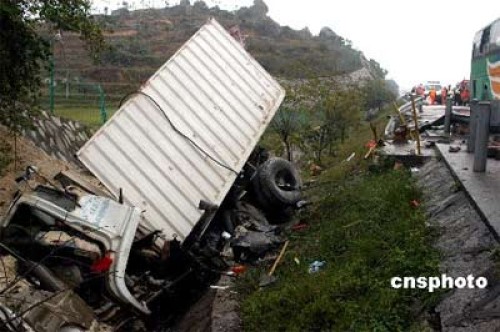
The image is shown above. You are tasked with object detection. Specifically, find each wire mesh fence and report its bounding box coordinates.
[38,80,138,129]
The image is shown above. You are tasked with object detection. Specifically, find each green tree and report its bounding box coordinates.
[0,0,104,133]
[302,80,362,163]
[272,85,308,161]
[361,79,397,113]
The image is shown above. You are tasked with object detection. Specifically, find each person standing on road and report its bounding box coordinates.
[429,88,437,105]
[441,86,448,105]
[416,84,424,96]
[454,85,461,105]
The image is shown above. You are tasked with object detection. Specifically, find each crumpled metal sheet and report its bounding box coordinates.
[21,290,94,332]
[230,220,284,259]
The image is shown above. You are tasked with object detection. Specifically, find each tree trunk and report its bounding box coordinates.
[286,141,292,162]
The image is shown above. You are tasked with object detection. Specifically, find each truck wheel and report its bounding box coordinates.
[254,158,301,208]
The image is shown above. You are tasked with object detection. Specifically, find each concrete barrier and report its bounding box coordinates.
[22,111,91,166]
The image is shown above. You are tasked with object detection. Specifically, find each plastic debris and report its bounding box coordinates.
[365,140,377,149]
[210,285,230,290]
[291,222,309,231]
[410,199,421,208]
[231,265,247,275]
[308,261,326,274]
[294,257,300,265]
[296,200,311,209]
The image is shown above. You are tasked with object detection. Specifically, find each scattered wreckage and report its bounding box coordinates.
[384,96,472,147]
[0,19,304,331]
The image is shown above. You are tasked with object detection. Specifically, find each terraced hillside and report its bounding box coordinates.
[46,0,388,104]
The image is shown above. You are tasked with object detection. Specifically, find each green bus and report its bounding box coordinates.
[471,17,500,101]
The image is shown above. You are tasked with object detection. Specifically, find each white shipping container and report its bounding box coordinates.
[77,18,285,241]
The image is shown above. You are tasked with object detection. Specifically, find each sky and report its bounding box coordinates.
[92,0,500,90]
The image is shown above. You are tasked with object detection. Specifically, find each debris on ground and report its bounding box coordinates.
[230,265,247,276]
[308,261,326,274]
[291,222,309,231]
[345,152,356,162]
[259,240,289,287]
[309,163,323,176]
[231,226,284,262]
[410,199,421,208]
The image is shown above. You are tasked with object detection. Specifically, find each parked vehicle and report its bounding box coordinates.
[470,17,500,101]
[0,19,303,331]
[470,17,500,132]
[423,81,443,103]
[424,81,442,97]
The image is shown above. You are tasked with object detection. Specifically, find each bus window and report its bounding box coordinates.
[472,31,482,57]
[491,20,500,48]
[480,26,491,54]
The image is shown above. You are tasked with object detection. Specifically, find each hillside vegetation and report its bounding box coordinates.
[47,0,389,100]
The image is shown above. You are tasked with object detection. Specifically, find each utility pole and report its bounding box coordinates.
[49,32,61,115]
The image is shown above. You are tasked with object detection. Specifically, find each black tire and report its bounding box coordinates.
[253,158,301,209]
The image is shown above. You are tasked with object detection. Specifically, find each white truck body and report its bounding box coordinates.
[77,18,285,241]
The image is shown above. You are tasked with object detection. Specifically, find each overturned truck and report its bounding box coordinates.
[0,19,303,331]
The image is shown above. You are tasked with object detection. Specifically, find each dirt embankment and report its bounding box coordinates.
[0,126,78,217]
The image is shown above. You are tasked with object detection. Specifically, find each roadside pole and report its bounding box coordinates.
[98,84,107,124]
[467,99,478,152]
[444,94,452,134]
[473,101,491,172]
[410,94,421,155]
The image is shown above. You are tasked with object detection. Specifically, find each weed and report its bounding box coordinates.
[239,106,442,331]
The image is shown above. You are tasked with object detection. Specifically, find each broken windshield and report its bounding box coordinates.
[33,186,77,212]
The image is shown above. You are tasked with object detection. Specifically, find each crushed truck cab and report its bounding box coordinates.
[0,18,305,331]
[0,186,149,315]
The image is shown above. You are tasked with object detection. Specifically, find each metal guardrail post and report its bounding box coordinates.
[467,99,479,153]
[473,101,491,172]
[410,94,421,155]
[444,96,452,134]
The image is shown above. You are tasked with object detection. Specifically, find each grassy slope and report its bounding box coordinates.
[239,110,442,331]
[53,105,117,129]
